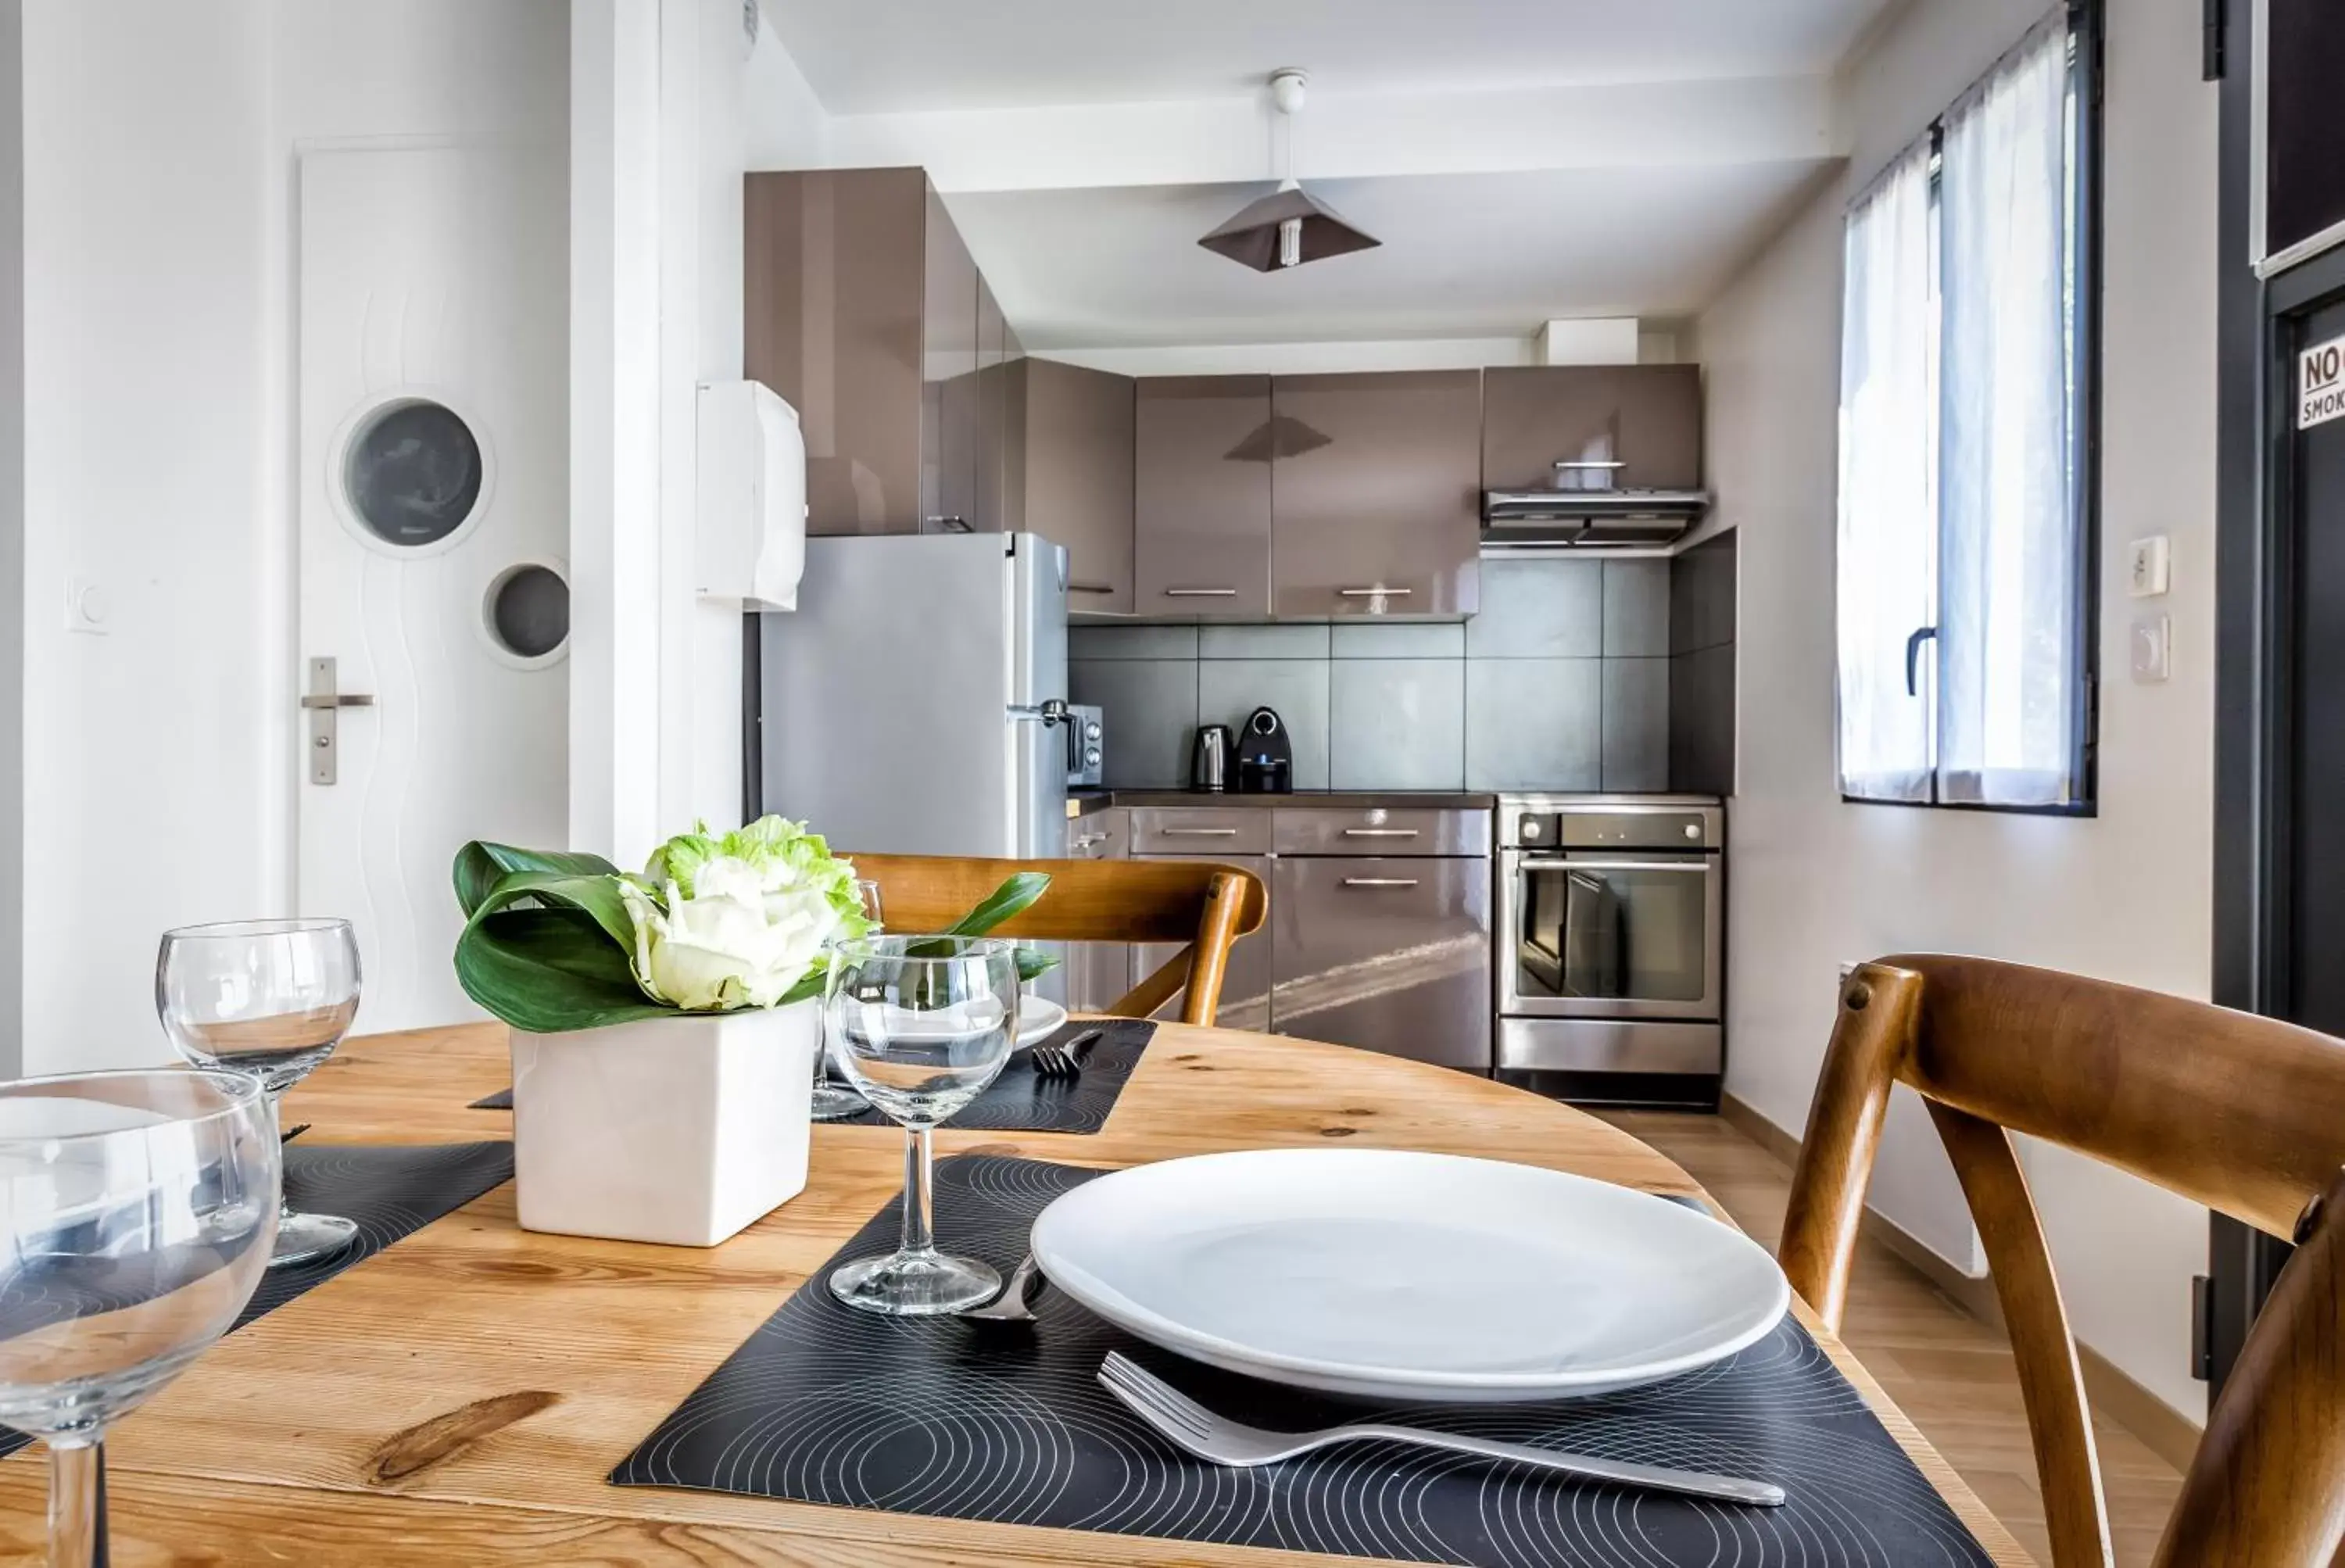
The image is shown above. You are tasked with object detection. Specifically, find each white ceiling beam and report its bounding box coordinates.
[757,73,1844,192]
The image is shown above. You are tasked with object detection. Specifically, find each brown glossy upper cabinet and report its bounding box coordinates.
[1482,365,1702,494]
[1008,359,1136,613]
[744,168,993,535]
[1134,376,1273,618]
[1269,371,1481,618]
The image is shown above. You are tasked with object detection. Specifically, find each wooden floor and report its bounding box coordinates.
[1602,1111,2186,1568]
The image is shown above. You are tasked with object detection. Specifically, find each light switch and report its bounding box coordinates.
[65,577,109,635]
[2128,535,2171,598]
[2130,614,2171,683]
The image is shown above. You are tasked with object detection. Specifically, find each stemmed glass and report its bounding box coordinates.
[811,879,886,1122]
[0,1068,278,1566]
[823,934,1019,1314]
[155,918,362,1265]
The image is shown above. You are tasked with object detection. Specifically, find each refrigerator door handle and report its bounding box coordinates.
[1008,698,1072,727]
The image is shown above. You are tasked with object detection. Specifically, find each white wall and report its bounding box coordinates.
[1696,0,2219,1421]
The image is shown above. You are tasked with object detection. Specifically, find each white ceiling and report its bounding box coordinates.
[950,164,1835,350]
[768,0,1895,113]
[754,0,1885,348]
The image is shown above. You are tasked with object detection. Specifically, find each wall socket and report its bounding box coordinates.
[2131,614,2172,683]
[2128,535,2171,597]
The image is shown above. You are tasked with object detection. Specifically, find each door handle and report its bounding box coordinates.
[1342,828,1420,838]
[1008,699,1072,727]
[1338,587,1414,597]
[1162,587,1238,597]
[1342,877,1421,888]
[1905,626,1939,696]
[1161,827,1239,837]
[302,657,373,786]
[1069,582,1118,595]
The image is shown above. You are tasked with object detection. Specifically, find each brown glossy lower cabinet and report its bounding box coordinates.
[1270,857,1492,1071]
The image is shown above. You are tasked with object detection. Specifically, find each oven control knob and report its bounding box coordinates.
[1085,747,1101,767]
[1684,823,1702,840]
[1085,721,1102,741]
[1522,819,1543,840]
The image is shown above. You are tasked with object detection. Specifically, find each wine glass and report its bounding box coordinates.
[823,934,1019,1315]
[811,880,886,1122]
[155,918,361,1265]
[0,1068,278,1566]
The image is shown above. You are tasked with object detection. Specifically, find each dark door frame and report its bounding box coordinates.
[2207,0,2345,1391]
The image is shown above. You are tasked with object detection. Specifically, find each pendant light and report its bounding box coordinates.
[1198,70,1380,273]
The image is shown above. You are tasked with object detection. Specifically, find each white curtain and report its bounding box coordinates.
[1835,142,1937,803]
[1935,15,2078,807]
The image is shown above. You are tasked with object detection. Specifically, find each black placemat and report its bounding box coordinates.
[614,1155,1994,1567]
[471,1088,513,1110]
[830,1019,1156,1135]
[0,1140,514,1459]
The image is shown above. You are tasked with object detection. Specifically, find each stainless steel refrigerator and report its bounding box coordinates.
[757,532,1070,861]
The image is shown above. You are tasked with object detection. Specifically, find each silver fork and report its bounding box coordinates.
[1031,1026,1104,1080]
[1097,1351,1786,1507]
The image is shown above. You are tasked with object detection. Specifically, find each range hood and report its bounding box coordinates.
[1480,487,1710,550]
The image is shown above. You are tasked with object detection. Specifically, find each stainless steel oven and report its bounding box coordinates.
[1495,795,1723,1090]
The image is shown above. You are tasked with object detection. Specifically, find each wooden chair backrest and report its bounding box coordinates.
[1781,954,2345,1568]
[840,854,1268,1027]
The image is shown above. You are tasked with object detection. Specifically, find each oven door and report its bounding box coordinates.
[1498,852,1721,1021]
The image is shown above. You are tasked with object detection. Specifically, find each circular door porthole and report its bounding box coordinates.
[480,560,570,668]
[333,393,495,557]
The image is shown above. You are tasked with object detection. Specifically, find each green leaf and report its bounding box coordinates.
[464,868,636,955]
[454,842,621,920]
[1014,947,1059,983]
[944,872,1052,938]
[453,907,675,1034]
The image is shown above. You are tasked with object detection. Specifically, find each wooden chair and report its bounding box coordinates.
[1781,954,2345,1567]
[840,854,1267,1027]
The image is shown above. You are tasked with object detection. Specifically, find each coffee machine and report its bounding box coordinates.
[1236,707,1293,794]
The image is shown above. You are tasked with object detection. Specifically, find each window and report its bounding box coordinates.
[1835,4,2100,811]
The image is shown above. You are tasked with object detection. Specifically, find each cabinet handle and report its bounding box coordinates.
[1341,876,1421,889]
[1161,827,1240,837]
[1070,582,1117,595]
[1341,828,1419,838]
[1338,586,1414,597]
[925,515,972,533]
[1553,460,1627,471]
[1162,587,1239,597]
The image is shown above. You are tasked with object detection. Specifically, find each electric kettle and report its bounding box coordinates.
[1190,725,1233,793]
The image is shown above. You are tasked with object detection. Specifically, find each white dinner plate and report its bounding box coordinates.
[1029,1147,1789,1402]
[1015,997,1067,1049]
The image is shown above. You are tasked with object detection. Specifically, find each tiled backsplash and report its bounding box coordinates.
[1070,558,1671,793]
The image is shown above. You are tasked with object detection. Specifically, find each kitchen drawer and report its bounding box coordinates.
[1133,853,1272,1032]
[1129,807,1272,856]
[1273,807,1491,857]
[1067,808,1129,860]
[1270,857,1491,1071]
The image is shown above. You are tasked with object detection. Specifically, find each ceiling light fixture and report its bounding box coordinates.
[1198,70,1380,274]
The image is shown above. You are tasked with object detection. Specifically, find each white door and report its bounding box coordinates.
[298,146,567,1033]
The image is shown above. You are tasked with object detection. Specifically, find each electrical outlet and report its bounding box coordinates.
[2128,535,2171,598]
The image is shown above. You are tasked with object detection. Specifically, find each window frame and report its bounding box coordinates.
[1837,0,2105,818]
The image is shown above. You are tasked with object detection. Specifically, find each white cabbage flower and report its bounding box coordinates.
[616,818,866,1011]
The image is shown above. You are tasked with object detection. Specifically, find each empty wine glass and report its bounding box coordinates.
[824,934,1019,1314]
[156,918,361,1265]
[0,1068,278,1566]
[811,879,886,1122]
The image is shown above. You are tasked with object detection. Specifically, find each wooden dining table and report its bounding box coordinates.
[0,1020,2032,1565]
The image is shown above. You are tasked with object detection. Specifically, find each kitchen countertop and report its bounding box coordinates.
[1069,789,1495,817]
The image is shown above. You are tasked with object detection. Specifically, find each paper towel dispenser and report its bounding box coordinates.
[696,380,807,610]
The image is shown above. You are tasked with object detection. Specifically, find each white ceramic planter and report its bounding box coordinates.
[510,1000,818,1247]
